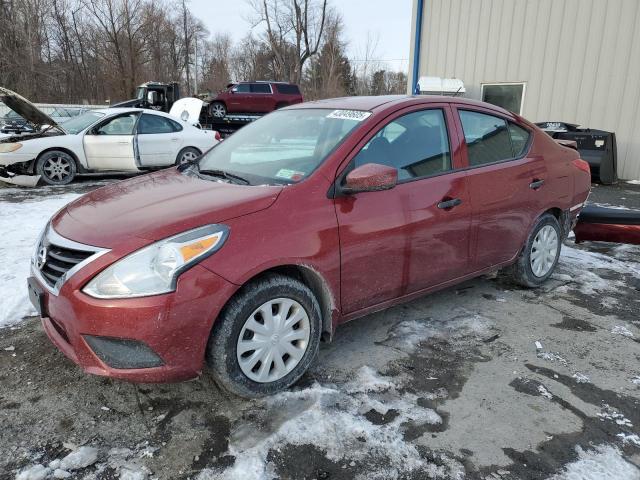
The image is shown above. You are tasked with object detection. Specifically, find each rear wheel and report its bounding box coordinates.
[175,147,200,166]
[210,102,226,118]
[206,274,322,398]
[36,150,77,185]
[507,213,562,287]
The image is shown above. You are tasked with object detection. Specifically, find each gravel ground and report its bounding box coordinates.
[1,178,640,480]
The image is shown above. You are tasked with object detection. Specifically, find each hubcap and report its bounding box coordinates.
[530,225,559,277]
[43,157,71,181]
[212,104,225,118]
[179,150,197,164]
[237,298,310,383]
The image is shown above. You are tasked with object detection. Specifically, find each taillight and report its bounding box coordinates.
[572,158,590,174]
[214,131,221,141]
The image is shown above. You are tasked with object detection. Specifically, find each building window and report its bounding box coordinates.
[481,83,526,115]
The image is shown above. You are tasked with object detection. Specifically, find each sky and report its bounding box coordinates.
[188,0,413,74]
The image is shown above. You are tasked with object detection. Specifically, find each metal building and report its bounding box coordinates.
[408,0,640,180]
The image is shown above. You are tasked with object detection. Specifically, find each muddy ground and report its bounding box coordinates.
[1,179,640,480]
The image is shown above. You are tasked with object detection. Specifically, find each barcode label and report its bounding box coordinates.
[327,110,372,122]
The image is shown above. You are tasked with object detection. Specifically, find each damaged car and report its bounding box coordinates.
[0,87,220,186]
[29,96,592,397]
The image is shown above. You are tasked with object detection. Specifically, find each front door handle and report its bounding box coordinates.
[529,179,545,190]
[437,198,462,210]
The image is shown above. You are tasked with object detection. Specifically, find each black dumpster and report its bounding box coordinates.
[536,122,617,185]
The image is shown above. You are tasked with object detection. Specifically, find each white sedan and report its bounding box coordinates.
[0,88,219,185]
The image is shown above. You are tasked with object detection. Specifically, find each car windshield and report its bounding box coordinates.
[195,108,366,185]
[61,111,105,134]
[5,111,23,120]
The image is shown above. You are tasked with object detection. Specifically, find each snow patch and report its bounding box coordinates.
[611,325,634,338]
[627,180,640,185]
[202,367,462,480]
[59,446,98,470]
[538,384,553,400]
[597,404,633,427]
[548,444,640,480]
[15,464,50,480]
[537,351,569,366]
[0,193,80,327]
[557,244,640,296]
[617,433,640,448]
[572,372,590,384]
[380,312,493,353]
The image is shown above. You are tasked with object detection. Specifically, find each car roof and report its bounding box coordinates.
[96,108,178,120]
[288,95,517,117]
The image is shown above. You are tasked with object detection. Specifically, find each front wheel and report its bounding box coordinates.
[206,275,322,398]
[36,150,77,185]
[507,213,562,288]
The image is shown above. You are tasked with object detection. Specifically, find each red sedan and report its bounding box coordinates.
[28,96,591,397]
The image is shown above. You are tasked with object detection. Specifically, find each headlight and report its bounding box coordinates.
[83,224,229,299]
[0,143,22,153]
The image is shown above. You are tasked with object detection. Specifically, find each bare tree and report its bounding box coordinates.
[249,0,328,83]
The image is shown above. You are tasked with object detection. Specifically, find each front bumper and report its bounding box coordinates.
[35,264,238,383]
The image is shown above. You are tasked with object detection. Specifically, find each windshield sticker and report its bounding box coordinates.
[275,169,305,181]
[327,110,372,122]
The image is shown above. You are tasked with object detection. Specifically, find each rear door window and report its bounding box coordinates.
[137,114,179,134]
[459,110,513,166]
[250,83,272,94]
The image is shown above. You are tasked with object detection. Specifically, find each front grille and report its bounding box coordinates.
[39,243,94,288]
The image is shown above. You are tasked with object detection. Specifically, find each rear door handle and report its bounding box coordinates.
[437,198,462,209]
[529,179,545,190]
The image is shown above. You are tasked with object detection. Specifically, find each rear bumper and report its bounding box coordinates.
[37,264,238,383]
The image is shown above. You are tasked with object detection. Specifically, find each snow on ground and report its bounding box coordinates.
[0,193,80,328]
[15,444,152,480]
[557,244,640,296]
[379,312,493,354]
[198,366,463,480]
[548,445,640,480]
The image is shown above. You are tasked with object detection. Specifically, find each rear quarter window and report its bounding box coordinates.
[508,123,531,156]
[275,84,301,95]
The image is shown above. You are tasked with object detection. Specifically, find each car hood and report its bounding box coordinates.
[169,98,204,126]
[0,86,60,131]
[53,169,283,247]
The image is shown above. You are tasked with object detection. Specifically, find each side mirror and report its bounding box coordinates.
[342,163,398,194]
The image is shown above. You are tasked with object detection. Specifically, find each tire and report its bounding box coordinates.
[275,102,288,110]
[209,102,226,118]
[175,147,201,166]
[206,274,322,398]
[36,150,77,185]
[507,213,562,288]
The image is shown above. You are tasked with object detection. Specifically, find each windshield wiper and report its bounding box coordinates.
[197,168,250,185]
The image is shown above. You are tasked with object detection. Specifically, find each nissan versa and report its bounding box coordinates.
[29,96,591,397]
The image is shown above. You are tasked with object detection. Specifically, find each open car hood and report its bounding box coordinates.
[0,86,60,131]
[169,98,204,126]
